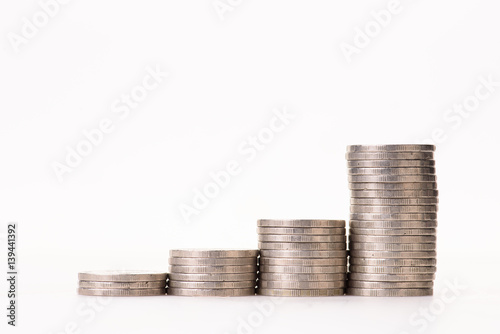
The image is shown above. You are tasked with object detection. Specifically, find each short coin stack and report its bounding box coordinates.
[78,270,167,296]
[257,219,347,296]
[168,249,258,296]
[346,144,438,297]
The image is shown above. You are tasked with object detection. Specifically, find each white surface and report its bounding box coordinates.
[1,0,499,333]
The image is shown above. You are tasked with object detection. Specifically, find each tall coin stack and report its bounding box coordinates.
[257,219,347,296]
[346,145,438,297]
[78,271,167,296]
[168,249,259,296]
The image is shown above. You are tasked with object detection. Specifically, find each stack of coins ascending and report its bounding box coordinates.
[168,249,259,296]
[257,219,347,296]
[346,144,438,297]
[78,271,167,296]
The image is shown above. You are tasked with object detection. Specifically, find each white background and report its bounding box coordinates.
[1,0,499,333]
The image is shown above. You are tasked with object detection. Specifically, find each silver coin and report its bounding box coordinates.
[167,288,255,297]
[350,205,438,213]
[259,273,346,281]
[257,219,345,228]
[349,220,438,229]
[259,280,345,289]
[349,257,436,266]
[347,272,435,281]
[348,167,436,175]
[346,288,433,297]
[169,249,259,258]
[259,257,347,266]
[78,288,166,296]
[346,145,435,152]
[259,242,346,250]
[257,288,344,297]
[259,265,346,274]
[347,160,435,168]
[349,265,436,274]
[348,280,434,289]
[169,265,257,274]
[350,189,439,198]
[349,183,437,190]
[258,235,346,243]
[168,281,256,289]
[168,273,257,282]
[79,281,166,289]
[346,152,434,160]
[349,250,437,258]
[169,257,257,266]
[350,213,437,221]
[349,235,436,243]
[349,243,436,251]
[260,250,348,258]
[349,175,437,183]
[257,227,346,235]
[349,228,437,236]
[78,271,168,282]
[351,198,438,205]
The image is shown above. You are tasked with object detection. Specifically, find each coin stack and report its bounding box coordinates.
[168,249,259,296]
[346,145,438,297]
[256,219,347,296]
[78,271,167,296]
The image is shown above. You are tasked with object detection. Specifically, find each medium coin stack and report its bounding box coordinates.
[168,249,258,296]
[346,144,438,297]
[78,270,167,296]
[257,219,347,296]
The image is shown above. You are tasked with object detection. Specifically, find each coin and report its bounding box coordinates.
[350,189,439,198]
[78,271,168,282]
[347,160,436,168]
[347,273,435,281]
[78,288,166,296]
[78,281,166,289]
[349,175,437,183]
[346,145,435,152]
[350,213,438,221]
[257,288,344,297]
[349,235,436,243]
[346,288,433,297]
[168,273,257,282]
[169,249,259,258]
[168,281,256,289]
[348,280,434,289]
[259,265,346,274]
[169,265,257,274]
[258,235,346,243]
[168,257,257,266]
[349,183,437,190]
[257,227,346,235]
[349,265,436,274]
[257,220,345,228]
[349,258,436,266]
[167,288,255,297]
[258,242,346,250]
[349,243,436,251]
[259,273,346,281]
[349,220,438,229]
[259,257,347,266]
[349,228,437,236]
[348,250,437,258]
[260,250,348,258]
[348,167,436,175]
[350,205,438,213]
[351,198,438,205]
[259,280,345,289]
[346,152,434,160]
